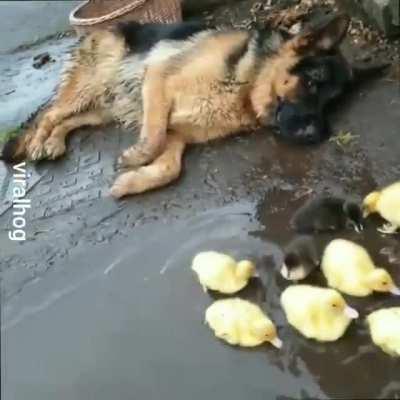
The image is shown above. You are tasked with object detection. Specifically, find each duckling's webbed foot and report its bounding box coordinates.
[378,223,399,235]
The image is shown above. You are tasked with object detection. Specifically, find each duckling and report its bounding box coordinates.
[321,239,400,297]
[363,182,400,234]
[367,308,400,357]
[205,298,282,348]
[191,251,257,294]
[291,196,364,233]
[281,285,359,341]
[280,235,321,281]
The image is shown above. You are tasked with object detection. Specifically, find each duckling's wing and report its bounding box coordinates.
[289,300,318,338]
[300,240,321,269]
[292,197,345,232]
[291,198,327,232]
[379,185,400,225]
[368,308,400,356]
[215,301,243,344]
[192,253,235,283]
[314,199,347,230]
[281,287,311,324]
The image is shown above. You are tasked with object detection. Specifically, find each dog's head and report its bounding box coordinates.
[252,14,354,144]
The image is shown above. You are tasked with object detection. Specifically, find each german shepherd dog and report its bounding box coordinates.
[1,14,355,198]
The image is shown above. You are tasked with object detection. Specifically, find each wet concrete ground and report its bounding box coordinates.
[0,1,80,54]
[1,1,400,399]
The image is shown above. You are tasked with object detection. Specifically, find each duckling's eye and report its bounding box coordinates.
[332,303,338,308]
[382,282,388,286]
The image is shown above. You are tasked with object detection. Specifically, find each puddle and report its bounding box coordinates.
[3,202,399,399]
[0,36,77,131]
[254,189,400,399]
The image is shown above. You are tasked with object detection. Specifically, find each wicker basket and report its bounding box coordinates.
[70,0,182,35]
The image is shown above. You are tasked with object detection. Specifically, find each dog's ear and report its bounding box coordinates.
[292,14,350,53]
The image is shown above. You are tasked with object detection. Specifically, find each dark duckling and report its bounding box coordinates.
[280,235,322,281]
[291,196,364,234]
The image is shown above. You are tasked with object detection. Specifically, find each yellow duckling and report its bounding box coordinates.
[205,298,282,348]
[321,239,400,297]
[281,285,359,342]
[363,181,400,234]
[191,251,257,294]
[367,308,400,357]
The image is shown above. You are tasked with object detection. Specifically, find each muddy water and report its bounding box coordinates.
[3,199,399,399]
[252,140,400,399]
[255,199,400,400]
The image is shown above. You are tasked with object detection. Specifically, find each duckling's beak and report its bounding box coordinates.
[348,220,364,233]
[280,264,290,280]
[355,223,364,233]
[344,306,359,319]
[390,286,400,296]
[270,337,283,349]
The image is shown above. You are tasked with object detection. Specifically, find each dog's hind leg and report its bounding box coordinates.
[111,133,186,198]
[118,64,171,168]
[27,77,96,161]
[25,31,125,161]
[1,30,125,164]
[43,109,112,160]
[26,56,98,161]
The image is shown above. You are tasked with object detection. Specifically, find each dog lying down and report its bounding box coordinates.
[0,14,384,198]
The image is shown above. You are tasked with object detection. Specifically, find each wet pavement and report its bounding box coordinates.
[1,1,400,399]
[0,1,80,54]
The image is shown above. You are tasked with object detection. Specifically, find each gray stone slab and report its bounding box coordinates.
[362,0,400,36]
[391,0,399,26]
[0,1,80,53]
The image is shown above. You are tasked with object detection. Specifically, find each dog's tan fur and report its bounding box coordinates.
[5,16,349,198]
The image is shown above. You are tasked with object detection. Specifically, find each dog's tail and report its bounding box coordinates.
[0,99,51,164]
[0,133,30,164]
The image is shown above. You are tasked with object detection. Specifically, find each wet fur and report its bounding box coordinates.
[0,16,350,198]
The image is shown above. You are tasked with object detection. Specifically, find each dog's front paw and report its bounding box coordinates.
[27,138,46,161]
[118,147,149,169]
[110,171,147,199]
[44,137,66,160]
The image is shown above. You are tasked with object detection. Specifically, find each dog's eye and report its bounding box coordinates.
[305,78,317,93]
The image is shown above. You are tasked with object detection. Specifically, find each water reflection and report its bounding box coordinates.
[251,182,400,399]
